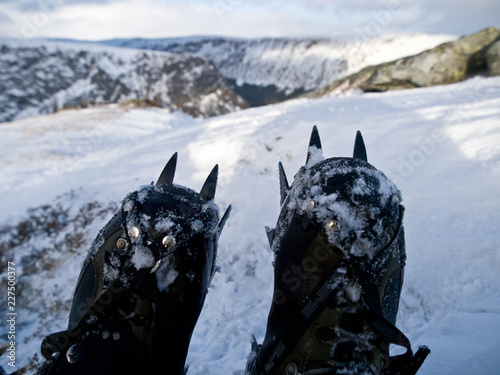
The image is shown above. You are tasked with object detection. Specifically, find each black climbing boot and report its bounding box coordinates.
[246,127,429,375]
[38,153,231,375]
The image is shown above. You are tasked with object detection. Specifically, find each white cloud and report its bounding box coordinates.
[0,0,498,40]
[0,10,12,22]
[1,0,348,40]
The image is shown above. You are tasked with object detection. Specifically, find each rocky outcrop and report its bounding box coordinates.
[0,41,247,123]
[308,27,500,97]
[100,34,453,105]
[485,40,500,76]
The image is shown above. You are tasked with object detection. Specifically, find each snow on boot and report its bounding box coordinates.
[246,127,429,375]
[38,153,231,375]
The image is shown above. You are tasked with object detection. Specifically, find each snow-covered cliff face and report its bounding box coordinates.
[101,34,454,104]
[0,33,454,123]
[0,40,247,123]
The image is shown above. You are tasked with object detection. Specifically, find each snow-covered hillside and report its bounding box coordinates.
[0,40,246,123]
[1,76,500,375]
[101,33,455,96]
[0,33,454,123]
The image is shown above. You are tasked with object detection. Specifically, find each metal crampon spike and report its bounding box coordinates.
[278,162,290,205]
[218,205,232,235]
[200,165,219,201]
[265,226,276,249]
[353,130,368,162]
[305,125,325,166]
[156,152,178,185]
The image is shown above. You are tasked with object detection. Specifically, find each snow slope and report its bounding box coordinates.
[1,76,500,374]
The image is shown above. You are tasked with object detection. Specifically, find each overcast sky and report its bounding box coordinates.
[0,0,499,41]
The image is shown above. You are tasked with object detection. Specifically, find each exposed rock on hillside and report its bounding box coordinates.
[100,34,453,105]
[486,40,500,76]
[0,41,247,123]
[309,27,500,97]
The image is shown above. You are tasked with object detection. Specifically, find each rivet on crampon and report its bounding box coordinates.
[285,362,298,375]
[325,220,340,232]
[150,259,162,273]
[66,343,87,364]
[306,200,316,212]
[128,227,140,239]
[116,238,128,250]
[162,235,176,248]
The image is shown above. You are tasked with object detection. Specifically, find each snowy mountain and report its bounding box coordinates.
[0,33,455,123]
[100,33,455,104]
[0,40,247,123]
[1,75,500,374]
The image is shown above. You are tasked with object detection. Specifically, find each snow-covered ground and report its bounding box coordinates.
[1,76,500,374]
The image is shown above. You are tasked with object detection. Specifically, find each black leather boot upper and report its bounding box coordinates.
[39,154,231,375]
[247,127,428,375]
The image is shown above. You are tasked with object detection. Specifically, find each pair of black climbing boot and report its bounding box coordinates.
[36,127,429,375]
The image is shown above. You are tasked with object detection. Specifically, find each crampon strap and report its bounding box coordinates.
[251,263,429,375]
[41,196,159,364]
[252,207,429,375]
[40,268,148,362]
